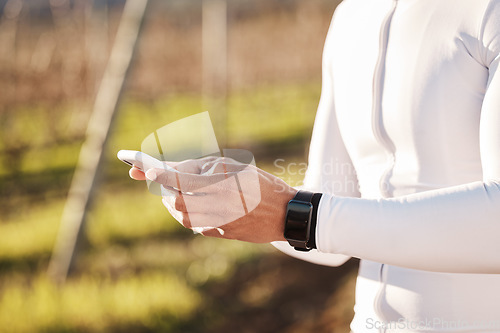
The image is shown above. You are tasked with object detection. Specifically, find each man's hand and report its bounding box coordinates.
[130,157,296,243]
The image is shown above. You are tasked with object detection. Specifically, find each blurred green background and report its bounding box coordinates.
[0,0,357,332]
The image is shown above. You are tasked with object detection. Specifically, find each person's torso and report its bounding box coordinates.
[327,0,500,331]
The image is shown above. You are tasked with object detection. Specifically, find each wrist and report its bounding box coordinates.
[283,190,323,251]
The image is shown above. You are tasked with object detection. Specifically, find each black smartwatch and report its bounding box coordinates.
[284,190,321,251]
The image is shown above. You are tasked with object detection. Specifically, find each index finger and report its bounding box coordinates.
[146,168,231,193]
[170,156,220,174]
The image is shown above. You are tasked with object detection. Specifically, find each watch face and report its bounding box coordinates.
[284,200,313,242]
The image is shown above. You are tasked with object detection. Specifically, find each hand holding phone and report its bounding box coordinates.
[118,150,202,196]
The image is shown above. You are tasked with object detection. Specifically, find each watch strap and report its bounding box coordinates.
[293,190,314,203]
[309,193,322,249]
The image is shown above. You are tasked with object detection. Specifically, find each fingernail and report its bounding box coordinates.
[145,169,157,181]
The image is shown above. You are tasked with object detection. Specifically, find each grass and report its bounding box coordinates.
[0,82,356,333]
[0,273,201,333]
[86,187,180,248]
[0,200,64,262]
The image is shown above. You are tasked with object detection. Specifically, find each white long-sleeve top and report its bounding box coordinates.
[273,0,500,331]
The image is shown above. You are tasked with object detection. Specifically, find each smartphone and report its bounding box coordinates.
[117,150,201,196]
[117,150,176,173]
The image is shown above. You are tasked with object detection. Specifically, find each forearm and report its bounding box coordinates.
[316,180,500,273]
[271,241,351,267]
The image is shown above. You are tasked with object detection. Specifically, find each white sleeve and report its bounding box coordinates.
[272,5,358,267]
[271,241,351,267]
[316,1,500,273]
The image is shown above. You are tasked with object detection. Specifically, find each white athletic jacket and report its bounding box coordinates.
[273,0,500,331]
